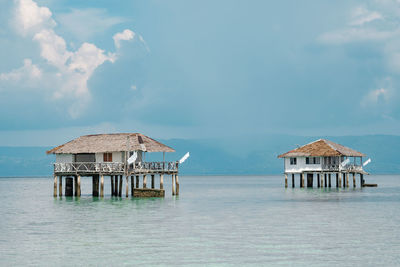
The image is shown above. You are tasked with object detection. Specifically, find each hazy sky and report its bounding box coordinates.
[1,0,400,146]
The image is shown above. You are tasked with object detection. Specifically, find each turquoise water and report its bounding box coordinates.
[0,175,399,266]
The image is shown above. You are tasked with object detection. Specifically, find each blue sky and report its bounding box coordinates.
[1,0,400,146]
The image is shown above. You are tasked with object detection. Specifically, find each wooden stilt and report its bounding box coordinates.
[77,175,81,196]
[321,173,324,188]
[360,173,364,187]
[143,175,147,189]
[324,173,327,188]
[292,173,295,188]
[119,175,123,197]
[317,173,320,188]
[93,175,99,197]
[53,175,58,197]
[307,173,313,188]
[338,172,342,188]
[131,176,134,196]
[111,176,114,196]
[136,176,139,188]
[172,174,176,195]
[343,173,346,187]
[125,175,129,197]
[160,174,164,189]
[336,173,339,188]
[74,176,77,196]
[100,175,104,197]
[114,176,118,196]
[285,173,288,188]
[346,172,349,188]
[353,173,356,188]
[59,176,63,197]
[176,174,179,195]
[328,173,331,188]
[65,177,73,196]
[151,174,155,189]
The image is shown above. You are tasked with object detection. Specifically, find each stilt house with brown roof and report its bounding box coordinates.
[278,139,368,188]
[47,133,180,198]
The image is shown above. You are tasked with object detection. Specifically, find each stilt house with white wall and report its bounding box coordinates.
[278,139,369,188]
[47,133,180,198]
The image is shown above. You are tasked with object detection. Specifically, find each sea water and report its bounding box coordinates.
[0,175,399,266]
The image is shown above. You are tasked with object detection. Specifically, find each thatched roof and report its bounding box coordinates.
[278,139,365,158]
[46,133,175,154]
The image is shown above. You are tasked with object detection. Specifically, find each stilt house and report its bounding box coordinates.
[47,133,180,198]
[278,139,368,188]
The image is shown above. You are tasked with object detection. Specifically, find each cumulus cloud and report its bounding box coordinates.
[113,29,135,49]
[0,59,41,82]
[1,0,137,118]
[14,0,56,35]
[362,88,390,106]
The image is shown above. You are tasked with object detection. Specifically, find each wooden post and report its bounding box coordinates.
[143,175,147,189]
[100,175,104,198]
[336,173,339,188]
[176,174,179,195]
[300,173,304,188]
[360,173,364,187]
[93,175,99,197]
[53,175,58,197]
[172,174,176,195]
[338,172,342,188]
[285,173,288,188]
[320,173,324,188]
[114,176,118,196]
[324,173,327,188]
[160,174,164,189]
[343,173,346,187]
[151,174,155,189]
[136,176,139,188]
[77,175,81,196]
[328,173,331,188]
[126,175,129,197]
[65,177,73,196]
[291,173,295,188]
[353,173,356,188]
[131,176,134,196]
[59,176,63,197]
[111,176,114,196]
[346,172,349,188]
[74,176,78,196]
[119,175,123,197]
[317,173,320,188]
[307,173,313,188]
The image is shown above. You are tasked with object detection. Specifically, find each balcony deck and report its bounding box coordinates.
[54,161,178,175]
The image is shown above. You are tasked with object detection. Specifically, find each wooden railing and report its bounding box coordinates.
[322,164,363,172]
[54,161,178,174]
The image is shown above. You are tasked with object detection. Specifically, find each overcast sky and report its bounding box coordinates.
[1,0,400,146]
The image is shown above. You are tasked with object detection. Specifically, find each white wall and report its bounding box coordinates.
[56,154,73,163]
[284,157,322,173]
[95,152,124,163]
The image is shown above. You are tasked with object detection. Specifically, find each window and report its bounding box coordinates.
[306,157,320,164]
[103,153,112,162]
[290,157,297,165]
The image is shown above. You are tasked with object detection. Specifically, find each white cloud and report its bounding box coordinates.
[350,7,383,26]
[0,58,41,82]
[57,8,125,41]
[113,29,135,49]
[1,0,136,118]
[14,0,56,35]
[318,28,395,44]
[130,85,137,90]
[362,88,389,105]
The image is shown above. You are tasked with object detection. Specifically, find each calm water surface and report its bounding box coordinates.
[0,175,399,266]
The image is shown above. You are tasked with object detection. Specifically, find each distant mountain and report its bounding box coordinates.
[0,135,399,176]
